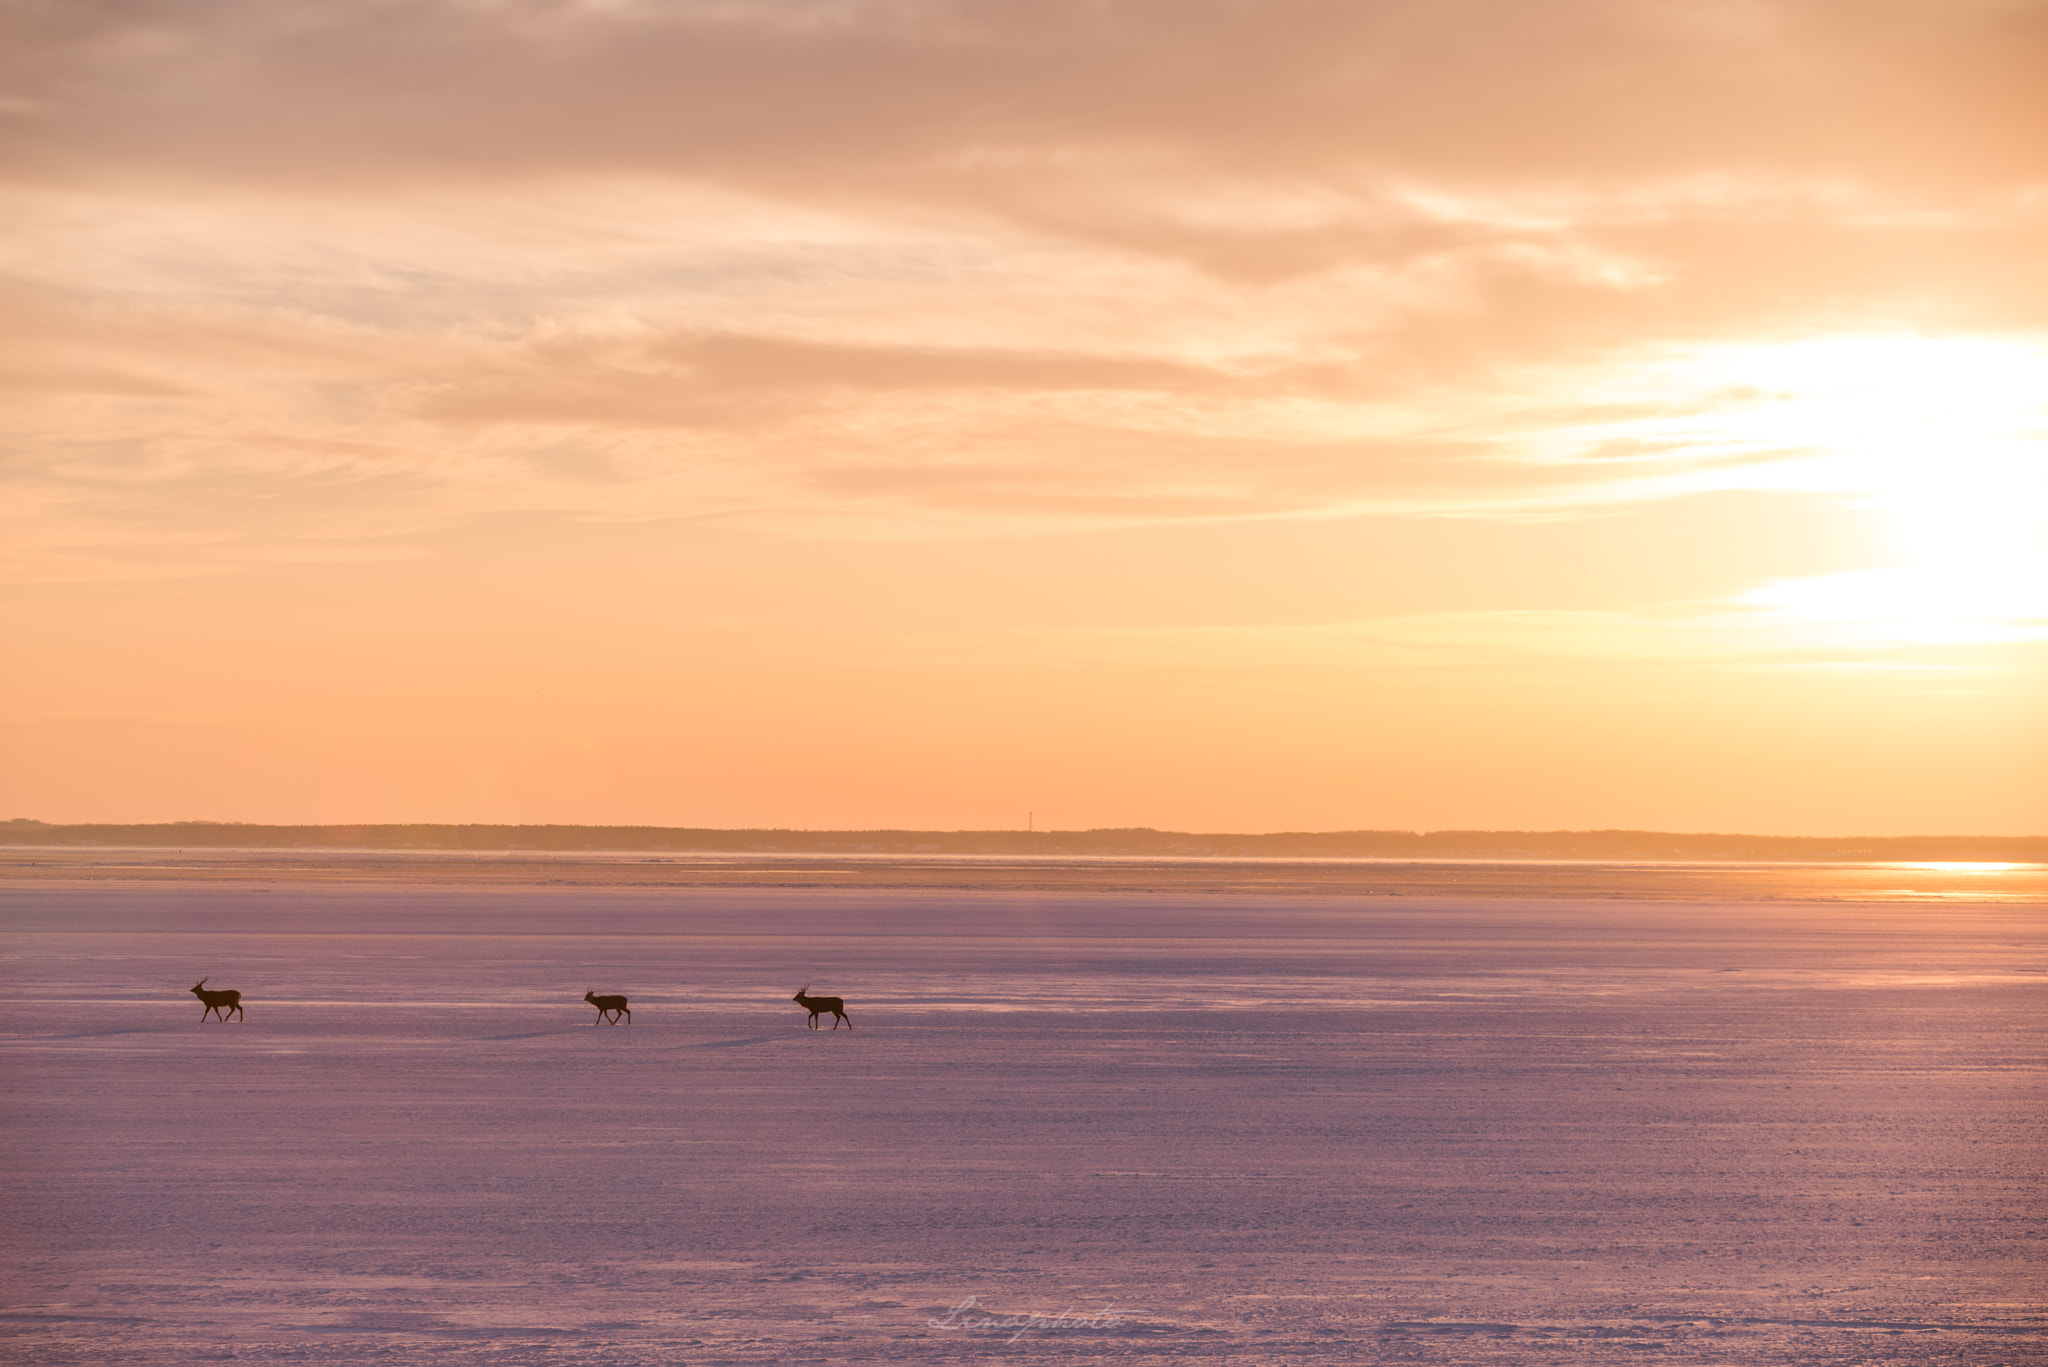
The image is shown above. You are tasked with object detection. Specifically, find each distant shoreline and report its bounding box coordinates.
[5,845,2043,902]
[3,819,2041,863]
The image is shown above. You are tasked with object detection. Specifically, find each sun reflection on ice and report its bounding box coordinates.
[1884,861,2028,875]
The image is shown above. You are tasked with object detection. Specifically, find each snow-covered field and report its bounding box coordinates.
[3,871,2044,1364]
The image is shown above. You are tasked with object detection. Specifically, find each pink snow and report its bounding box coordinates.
[2,870,2044,1364]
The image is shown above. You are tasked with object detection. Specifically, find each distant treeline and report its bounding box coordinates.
[3,819,2041,862]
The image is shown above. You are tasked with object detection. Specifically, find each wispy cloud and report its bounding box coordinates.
[4,0,2044,828]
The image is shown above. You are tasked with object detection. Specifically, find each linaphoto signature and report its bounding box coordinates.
[927,1295,1127,1342]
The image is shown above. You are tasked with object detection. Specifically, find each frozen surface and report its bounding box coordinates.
[2,873,2044,1364]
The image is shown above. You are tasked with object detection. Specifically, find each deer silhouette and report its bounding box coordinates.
[584,989,630,1024]
[793,985,851,1030]
[189,978,243,1022]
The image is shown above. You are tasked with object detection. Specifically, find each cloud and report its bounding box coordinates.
[17,0,2047,191]
[5,0,2047,583]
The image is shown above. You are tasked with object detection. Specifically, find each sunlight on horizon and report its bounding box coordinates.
[1886,861,2031,875]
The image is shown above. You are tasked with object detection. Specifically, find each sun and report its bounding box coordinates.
[1691,334,2048,643]
[1703,335,2047,561]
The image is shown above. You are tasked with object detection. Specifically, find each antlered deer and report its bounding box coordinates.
[584,989,630,1024]
[189,978,243,1022]
[793,985,851,1030]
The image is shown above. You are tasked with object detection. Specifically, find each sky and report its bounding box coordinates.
[3,0,2045,835]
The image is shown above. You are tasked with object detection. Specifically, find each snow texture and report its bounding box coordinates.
[3,875,2044,1364]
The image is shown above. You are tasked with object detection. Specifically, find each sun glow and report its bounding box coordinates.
[1693,335,2048,643]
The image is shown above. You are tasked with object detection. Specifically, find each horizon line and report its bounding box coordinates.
[5,819,2041,846]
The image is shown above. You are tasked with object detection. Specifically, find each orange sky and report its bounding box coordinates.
[4,0,2044,834]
